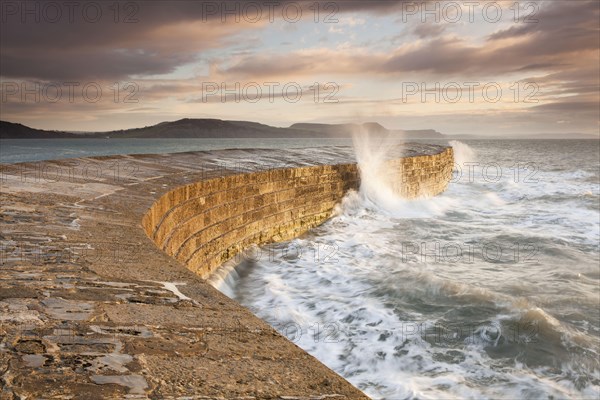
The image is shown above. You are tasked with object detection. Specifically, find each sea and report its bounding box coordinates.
[2,138,599,399]
[0,138,352,164]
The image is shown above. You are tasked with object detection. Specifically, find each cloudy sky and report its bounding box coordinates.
[1,0,598,136]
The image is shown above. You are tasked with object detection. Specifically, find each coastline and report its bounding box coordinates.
[0,145,452,398]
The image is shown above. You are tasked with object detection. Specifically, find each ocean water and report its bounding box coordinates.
[0,138,353,163]
[214,139,600,399]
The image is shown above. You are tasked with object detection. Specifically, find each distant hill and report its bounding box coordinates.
[0,119,319,139]
[4,119,597,140]
[0,119,318,139]
[289,122,444,139]
[99,119,324,138]
[0,119,446,139]
[0,121,81,139]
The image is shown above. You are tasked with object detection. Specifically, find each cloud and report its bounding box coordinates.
[0,0,413,81]
[413,23,446,38]
[218,0,599,79]
[1,15,265,80]
[0,0,597,135]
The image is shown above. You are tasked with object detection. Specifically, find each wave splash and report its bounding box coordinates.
[347,130,462,218]
[213,138,600,399]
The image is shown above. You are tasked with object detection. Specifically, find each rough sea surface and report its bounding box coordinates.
[216,140,600,399]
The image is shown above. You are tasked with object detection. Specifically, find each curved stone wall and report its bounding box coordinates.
[142,147,453,279]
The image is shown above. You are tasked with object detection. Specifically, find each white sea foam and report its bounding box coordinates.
[216,139,600,399]
[348,129,460,218]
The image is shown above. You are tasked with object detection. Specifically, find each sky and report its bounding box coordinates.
[0,0,598,136]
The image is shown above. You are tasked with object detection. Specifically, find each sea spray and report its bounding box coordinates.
[352,126,401,203]
[350,129,458,217]
[449,140,476,166]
